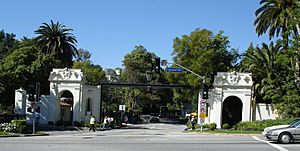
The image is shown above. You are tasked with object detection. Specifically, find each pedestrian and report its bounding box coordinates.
[102,116,109,129]
[89,116,96,132]
[191,116,196,130]
[124,116,128,124]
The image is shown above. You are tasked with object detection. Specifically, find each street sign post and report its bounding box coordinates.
[199,99,207,131]
[166,67,182,72]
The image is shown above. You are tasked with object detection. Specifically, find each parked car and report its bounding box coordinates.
[150,113,160,123]
[263,119,300,144]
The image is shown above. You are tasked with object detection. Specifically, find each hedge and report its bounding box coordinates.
[234,118,296,131]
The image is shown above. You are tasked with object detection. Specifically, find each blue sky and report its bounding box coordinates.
[1,0,270,69]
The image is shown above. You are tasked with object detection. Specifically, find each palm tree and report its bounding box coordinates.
[254,0,300,47]
[241,42,282,104]
[35,20,78,67]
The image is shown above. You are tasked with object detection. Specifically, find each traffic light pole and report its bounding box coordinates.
[171,62,205,83]
[163,61,207,131]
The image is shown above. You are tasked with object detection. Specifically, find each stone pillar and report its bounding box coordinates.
[15,88,27,115]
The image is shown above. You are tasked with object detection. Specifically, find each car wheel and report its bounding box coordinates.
[279,133,292,144]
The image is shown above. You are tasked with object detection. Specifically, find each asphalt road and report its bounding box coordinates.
[0,123,299,151]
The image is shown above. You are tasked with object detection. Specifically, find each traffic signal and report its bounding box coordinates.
[155,57,160,73]
[202,84,209,99]
[28,84,35,102]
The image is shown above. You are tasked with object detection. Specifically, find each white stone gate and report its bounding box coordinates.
[15,68,101,124]
[201,72,275,128]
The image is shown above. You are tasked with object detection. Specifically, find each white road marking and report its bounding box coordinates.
[252,136,288,151]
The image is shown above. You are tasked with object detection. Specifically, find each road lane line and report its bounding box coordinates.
[252,136,288,151]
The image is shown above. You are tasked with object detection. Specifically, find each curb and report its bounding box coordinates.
[0,133,49,138]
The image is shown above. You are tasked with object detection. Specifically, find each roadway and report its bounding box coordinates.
[0,123,299,151]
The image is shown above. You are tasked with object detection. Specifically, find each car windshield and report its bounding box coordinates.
[289,119,300,128]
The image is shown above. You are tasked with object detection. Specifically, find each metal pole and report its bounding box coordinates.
[32,107,35,134]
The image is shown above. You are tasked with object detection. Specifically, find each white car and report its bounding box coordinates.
[263,119,300,144]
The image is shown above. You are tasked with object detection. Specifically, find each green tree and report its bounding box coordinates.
[35,20,78,67]
[73,60,106,85]
[121,45,168,114]
[0,44,60,106]
[168,29,238,111]
[240,42,283,104]
[254,0,300,47]
[76,48,92,62]
[0,30,18,58]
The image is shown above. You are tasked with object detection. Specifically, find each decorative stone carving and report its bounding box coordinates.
[213,72,252,87]
[49,68,85,82]
[228,71,241,85]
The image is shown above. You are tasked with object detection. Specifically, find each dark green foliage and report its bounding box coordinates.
[47,121,54,125]
[35,20,78,67]
[0,30,18,58]
[73,60,106,85]
[11,120,27,133]
[73,121,84,127]
[55,120,64,126]
[254,0,300,47]
[222,123,231,129]
[205,123,217,130]
[186,121,200,129]
[169,29,239,111]
[235,119,295,131]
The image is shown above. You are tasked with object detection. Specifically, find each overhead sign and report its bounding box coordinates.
[166,67,182,72]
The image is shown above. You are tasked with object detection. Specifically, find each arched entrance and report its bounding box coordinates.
[60,90,74,123]
[222,96,243,127]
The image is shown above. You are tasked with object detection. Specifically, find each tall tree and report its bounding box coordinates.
[35,20,78,67]
[240,42,283,104]
[121,45,167,114]
[0,44,60,106]
[73,61,106,85]
[168,29,238,111]
[0,30,18,58]
[254,0,300,47]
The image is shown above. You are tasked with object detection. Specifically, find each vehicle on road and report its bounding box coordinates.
[263,118,300,144]
[150,113,160,123]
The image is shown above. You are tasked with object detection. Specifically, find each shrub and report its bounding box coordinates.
[55,120,64,126]
[11,120,27,133]
[234,118,296,131]
[207,123,217,130]
[48,121,54,125]
[203,123,217,130]
[74,121,85,127]
[222,123,230,129]
[63,121,72,126]
[0,120,27,133]
[186,121,200,129]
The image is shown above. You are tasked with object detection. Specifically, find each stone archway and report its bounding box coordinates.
[59,90,74,122]
[222,96,243,127]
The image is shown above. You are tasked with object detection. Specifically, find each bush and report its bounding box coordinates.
[222,123,230,129]
[234,118,295,131]
[11,120,27,133]
[55,120,64,126]
[48,121,54,125]
[0,120,27,133]
[186,121,200,129]
[74,121,85,127]
[63,121,72,126]
[207,123,217,130]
